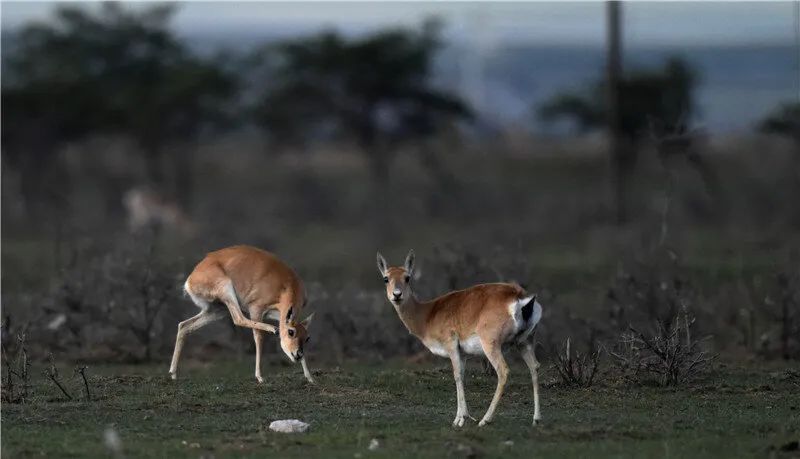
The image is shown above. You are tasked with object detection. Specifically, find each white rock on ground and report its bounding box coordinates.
[269,419,311,433]
[103,427,122,452]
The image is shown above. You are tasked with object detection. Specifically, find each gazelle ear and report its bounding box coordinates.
[404,250,416,274]
[286,307,294,323]
[376,252,388,277]
[301,312,315,329]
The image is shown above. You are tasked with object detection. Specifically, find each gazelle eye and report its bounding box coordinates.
[287,329,295,337]
[306,337,310,343]
[383,277,389,284]
[404,275,411,283]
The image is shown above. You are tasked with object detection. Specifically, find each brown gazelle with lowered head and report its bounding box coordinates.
[377,250,543,427]
[169,245,315,383]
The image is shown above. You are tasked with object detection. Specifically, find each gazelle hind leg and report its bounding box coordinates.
[252,329,265,383]
[478,338,509,427]
[520,342,542,425]
[216,279,277,334]
[169,306,227,379]
[448,344,472,427]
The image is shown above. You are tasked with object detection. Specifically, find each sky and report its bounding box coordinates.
[2,1,797,132]
[2,1,797,47]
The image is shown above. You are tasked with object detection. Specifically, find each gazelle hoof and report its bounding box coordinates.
[452,415,468,427]
[478,418,491,427]
[169,372,177,380]
[533,417,542,426]
[256,376,264,384]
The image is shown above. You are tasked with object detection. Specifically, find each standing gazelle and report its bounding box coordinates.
[376,250,543,427]
[169,245,315,384]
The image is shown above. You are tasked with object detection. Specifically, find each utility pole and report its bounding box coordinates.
[606,1,626,223]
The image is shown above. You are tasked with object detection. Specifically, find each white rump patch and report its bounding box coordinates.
[185,280,212,312]
[531,300,543,327]
[517,300,543,342]
[509,296,543,341]
[508,295,533,330]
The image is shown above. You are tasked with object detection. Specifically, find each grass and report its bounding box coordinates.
[3,358,799,458]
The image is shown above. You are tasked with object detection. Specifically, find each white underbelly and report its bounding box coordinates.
[459,335,484,355]
[424,335,486,357]
[424,341,450,357]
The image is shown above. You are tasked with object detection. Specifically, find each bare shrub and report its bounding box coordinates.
[2,331,32,403]
[606,253,692,334]
[737,268,800,359]
[74,366,91,401]
[609,305,715,386]
[46,243,105,353]
[552,337,601,387]
[43,353,73,401]
[32,229,186,362]
[761,272,799,360]
[307,283,420,362]
[105,234,180,361]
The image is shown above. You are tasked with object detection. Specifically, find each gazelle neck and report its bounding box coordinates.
[392,292,431,338]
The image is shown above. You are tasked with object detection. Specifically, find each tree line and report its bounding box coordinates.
[3,3,797,222]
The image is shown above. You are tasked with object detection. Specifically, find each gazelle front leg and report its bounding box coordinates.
[478,338,509,427]
[448,345,472,427]
[520,343,542,425]
[300,358,315,384]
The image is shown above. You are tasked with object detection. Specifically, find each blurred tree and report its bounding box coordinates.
[2,3,237,213]
[760,102,800,144]
[539,57,696,146]
[251,21,471,225]
[538,57,697,222]
[760,102,800,221]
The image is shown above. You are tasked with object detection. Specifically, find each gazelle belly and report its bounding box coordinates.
[424,341,450,357]
[459,335,484,355]
[423,335,486,357]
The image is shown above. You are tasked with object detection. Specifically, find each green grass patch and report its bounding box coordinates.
[3,360,799,458]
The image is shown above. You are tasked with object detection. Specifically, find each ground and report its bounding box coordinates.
[2,359,799,458]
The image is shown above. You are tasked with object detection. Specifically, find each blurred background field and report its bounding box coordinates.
[1,1,799,370]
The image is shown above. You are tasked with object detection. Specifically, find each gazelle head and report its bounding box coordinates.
[376,250,415,307]
[280,308,314,363]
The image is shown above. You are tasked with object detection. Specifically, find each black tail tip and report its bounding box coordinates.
[521,294,537,322]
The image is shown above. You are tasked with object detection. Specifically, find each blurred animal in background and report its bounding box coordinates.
[376,250,543,427]
[122,187,195,236]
